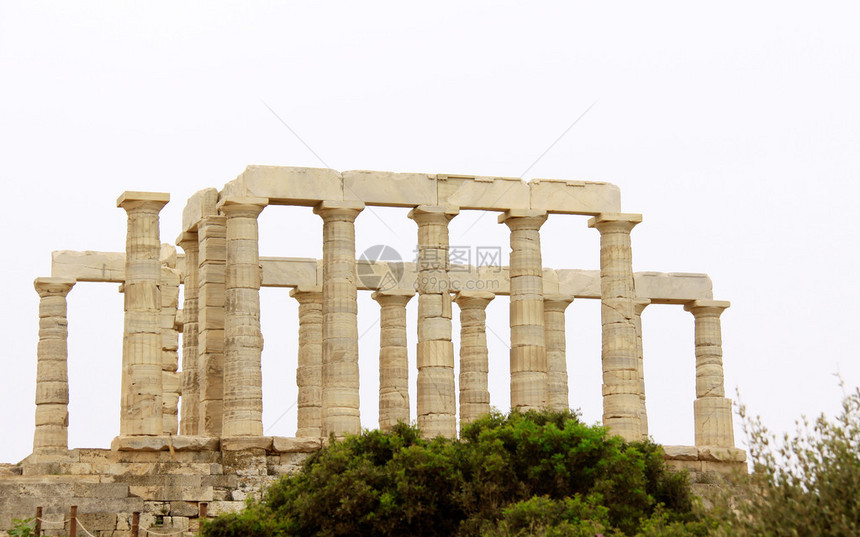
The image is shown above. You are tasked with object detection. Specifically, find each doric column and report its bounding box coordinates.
[544,294,574,412]
[500,210,548,411]
[177,231,200,435]
[588,213,643,442]
[160,248,182,436]
[314,201,365,437]
[684,300,734,447]
[454,291,494,425]
[118,191,169,437]
[32,277,75,459]
[408,205,458,438]
[218,197,268,437]
[291,285,323,438]
[634,298,650,439]
[197,215,227,436]
[372,290,414,432]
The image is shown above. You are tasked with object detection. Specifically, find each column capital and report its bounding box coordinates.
[290,285,323,303]
[34,277,75,298]
[175,231,199,251]
[498,209,548,230]
[407,204,459,225]
[313,200,365,221]
[217,196,268,218]
[684,299,730,316]
[454,291,495,309]
[634,298,651,315]
[371,289,415,306]
[587,213,642,233]
[116,191,170,213]
[543,294,574,312]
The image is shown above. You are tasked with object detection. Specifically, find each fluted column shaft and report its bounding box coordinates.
[177,232,200,435]
[409,205,458,438]
[118,191,169,436]
[454,291,494,425]
[219,197,268,437]
[588,213,643,442]
[33,278,75,458]
[372,290,414,432]
[544,295,574,412]
[160,250,181,435]
[314,201,365,437]
[685,300,734,447]
[500,210,548,410]
[197,215,227,436]
[634,299,650,439]
[291,286,323,438]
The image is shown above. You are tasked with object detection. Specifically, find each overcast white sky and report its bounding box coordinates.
[1,1,858,464]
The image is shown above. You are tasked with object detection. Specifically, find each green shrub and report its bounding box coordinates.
[202,409,706,537]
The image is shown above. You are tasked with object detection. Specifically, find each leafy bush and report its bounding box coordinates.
[712,384,860,536]
[202,409,706,537]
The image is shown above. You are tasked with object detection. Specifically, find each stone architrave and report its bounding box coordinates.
[159,247,182,435]
[32,277,75,459]
[177,231,200,435]
[218,197,268,437]
[291,285,323,438]
[588,212,643,442]
[117,191,169,437]
[500,210,549,410]
[454,291,494,425]
[314,201,365,437]
[372,290,414,432]
[634,298,651,439]
[684,300,734,447]
[197,215,227,436]
[408,205,458,438]
[544,294,574,412]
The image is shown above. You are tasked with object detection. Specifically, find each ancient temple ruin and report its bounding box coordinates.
[1,166,746,535]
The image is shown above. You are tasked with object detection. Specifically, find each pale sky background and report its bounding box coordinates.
[1,1,858,464]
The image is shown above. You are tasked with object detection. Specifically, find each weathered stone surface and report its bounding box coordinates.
[271,437,322,453]
[661,445,699,461]
[529,178,621,215]
[220,436,273,451]
[698,446,747,463]
[111,436,219,452]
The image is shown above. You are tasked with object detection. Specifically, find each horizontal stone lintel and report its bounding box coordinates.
[52,252,714,303]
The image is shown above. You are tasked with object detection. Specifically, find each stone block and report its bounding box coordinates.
[182,188,219,232]
[271,437,321,453]
[343,170,436,207]
[223,165,342,205]
[697,446,747,463]
[661,445,699,461]
[221,436,273,451]
[529,178,621,215]
[437,174,529,210]
[51,250,125,283]
[207,501,245,517]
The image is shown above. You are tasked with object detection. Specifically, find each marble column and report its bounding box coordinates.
[32,277,75,458]
[118,191,169,437]
[291,285,323,438]
[588,213,642,442]
[160,249,182,436]
[197,215,227,436]
[684,300,734,447]
[544,294,574,412]
[372,290,414,432]
[454,291,494,425]
[218,197,267,437]
[314,201,365,437]
[409,205,458,438]
[177,231,200,435]
[634,298,650,439]
[500,210,548,411]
